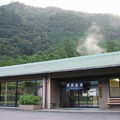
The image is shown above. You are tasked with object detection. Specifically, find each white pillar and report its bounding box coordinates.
[47,76,51,109]
[42,76,51,109]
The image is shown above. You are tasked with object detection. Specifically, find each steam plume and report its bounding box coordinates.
[76,23,106,55]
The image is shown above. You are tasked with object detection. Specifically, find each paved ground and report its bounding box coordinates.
[0,109,120,120]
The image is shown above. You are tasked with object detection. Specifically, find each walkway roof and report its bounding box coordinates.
[0,51,120,77]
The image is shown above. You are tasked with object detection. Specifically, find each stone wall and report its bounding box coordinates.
[98,79,109,109]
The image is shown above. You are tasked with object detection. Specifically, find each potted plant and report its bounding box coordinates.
[19,94,42,110]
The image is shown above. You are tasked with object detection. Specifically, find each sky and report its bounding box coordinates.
[0,0,120,16]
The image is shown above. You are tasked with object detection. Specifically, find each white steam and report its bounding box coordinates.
[76,23,106,55]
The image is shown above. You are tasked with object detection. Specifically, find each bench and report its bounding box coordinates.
[107,98,120,107]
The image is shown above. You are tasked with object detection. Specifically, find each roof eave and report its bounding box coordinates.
[0,64,120,78]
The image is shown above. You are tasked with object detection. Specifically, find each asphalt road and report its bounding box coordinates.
[0,109,120,120]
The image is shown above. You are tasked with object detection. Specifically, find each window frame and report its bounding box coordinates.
[109,78,120,98]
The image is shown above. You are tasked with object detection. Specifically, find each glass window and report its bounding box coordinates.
[110,78,119,88]
[110,78,120,97]
[17,80,43,105]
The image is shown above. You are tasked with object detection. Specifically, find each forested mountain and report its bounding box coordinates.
[0,2,120,66]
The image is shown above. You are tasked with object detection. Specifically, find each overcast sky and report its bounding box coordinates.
[0,0,120,16]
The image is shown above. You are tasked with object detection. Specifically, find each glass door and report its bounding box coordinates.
[70,90,78,107]
[87,86,99,107]
[60,80,99,108]
[79,90,88,107]
[69,85,99,108]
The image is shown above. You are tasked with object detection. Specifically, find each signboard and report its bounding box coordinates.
[66,82,83,90]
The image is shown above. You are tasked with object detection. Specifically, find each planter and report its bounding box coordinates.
[19,104,42,111]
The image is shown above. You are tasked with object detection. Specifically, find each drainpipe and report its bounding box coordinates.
[45,78,48,109]
[35,80,37,96]
[0,82,1,103]
[15,81,18,107]
[4,82,7,106]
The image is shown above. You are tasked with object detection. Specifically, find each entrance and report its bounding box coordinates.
[60,81,99,108]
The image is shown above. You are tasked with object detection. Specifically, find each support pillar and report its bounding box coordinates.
[98,79,109,109]
[42,76,51,109]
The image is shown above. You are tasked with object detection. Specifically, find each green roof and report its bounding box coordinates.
[0,51,120,77]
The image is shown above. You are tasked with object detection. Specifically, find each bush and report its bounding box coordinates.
[18,94,40,105]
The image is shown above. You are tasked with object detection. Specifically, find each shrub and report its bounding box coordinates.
[18,94,40,105]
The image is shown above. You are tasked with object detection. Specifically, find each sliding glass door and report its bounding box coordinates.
[60,80,99,108]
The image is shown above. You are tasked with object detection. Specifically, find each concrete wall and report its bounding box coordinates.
[98,79,109,109]
[50,79,60,108]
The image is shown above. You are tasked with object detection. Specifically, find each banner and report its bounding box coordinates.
[66,82,83,90]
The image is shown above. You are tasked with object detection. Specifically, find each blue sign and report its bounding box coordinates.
[66,82,83,90]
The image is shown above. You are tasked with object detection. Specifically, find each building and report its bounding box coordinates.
[0,51,120,109]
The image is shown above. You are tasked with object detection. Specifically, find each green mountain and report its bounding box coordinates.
[0,2,120,66]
